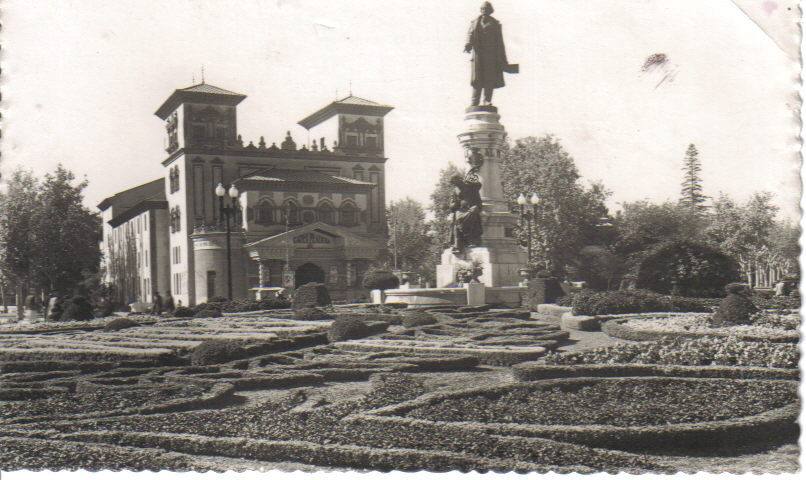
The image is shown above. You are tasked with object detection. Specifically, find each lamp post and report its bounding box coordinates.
[215,182,240,300]
[516,193,540,266]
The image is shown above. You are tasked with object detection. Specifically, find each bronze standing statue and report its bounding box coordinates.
[464,1,519,106]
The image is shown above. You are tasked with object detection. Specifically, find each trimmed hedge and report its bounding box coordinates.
[60,296,94,321]
[190,340,247,365]
[562,289,713,316]
[355,376,799,454]
[327,318,388,342]
[292,283,332,309]
[635,240,741,297]
[602,318,799,344]
[172,307,195,318]
[512,363,799,382]
[711,291,757,326]
[293,307,334,321]
[362,269,400,291]
[193,307,222,318]
[335,312,402,325]
[401,311,437,328]
[103,318,139,332]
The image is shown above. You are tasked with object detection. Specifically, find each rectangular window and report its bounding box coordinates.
[193,164,205,220]
[144,213,148,231]
[346,134,358,147]
[207,271,216,299]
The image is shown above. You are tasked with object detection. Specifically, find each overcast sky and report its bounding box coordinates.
[2,0,800,219]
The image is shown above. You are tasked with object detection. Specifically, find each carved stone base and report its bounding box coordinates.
[436,244,527,288]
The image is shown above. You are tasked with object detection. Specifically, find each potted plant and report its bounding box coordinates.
[455,259,484,285]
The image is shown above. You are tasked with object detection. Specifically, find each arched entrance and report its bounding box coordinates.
[295,262,325,287]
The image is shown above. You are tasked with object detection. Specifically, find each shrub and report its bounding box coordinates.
[401,311,437,328]
[752,294,800,311]
[206,296,229,304]
[292,283,332,309]
[361,269,400,291]
[220,298,291,312]
[711,292,757,326]
[190,340,247,365]
[365,373,426,407]
[565,289,712,316]
[635,240,740,297]
[327,317,385,342]
[193,307,222,318]
[172,306,194,318]
[60,296,94,321]
[293,307,334,321]
[542,336,798,370]
[103,318,138,332]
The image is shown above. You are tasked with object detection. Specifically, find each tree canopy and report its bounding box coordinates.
[500,135,610,274]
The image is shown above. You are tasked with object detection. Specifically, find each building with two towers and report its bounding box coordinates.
[98,83,393,306]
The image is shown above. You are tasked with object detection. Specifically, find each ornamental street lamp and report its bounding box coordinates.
[517,192,540,265]
[215,182,240,300]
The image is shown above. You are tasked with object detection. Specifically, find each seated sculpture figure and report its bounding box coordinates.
[449,149,484,253]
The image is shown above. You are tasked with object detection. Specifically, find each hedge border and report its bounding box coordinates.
[0,382,236,426]
[334,341,547,366]
[8,429,599,474]
[601,318,799,343]
[511,363,800,381]
[350,376,799,453]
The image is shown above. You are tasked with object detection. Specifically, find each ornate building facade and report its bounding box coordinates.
[99,83,392,306]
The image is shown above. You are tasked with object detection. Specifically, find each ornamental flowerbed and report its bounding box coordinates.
[398,377,796,427]
[603,313,799,343]
[38,385,667,473]
[330,309,568,365]
[541,336,799,369]
[356,377,799,453]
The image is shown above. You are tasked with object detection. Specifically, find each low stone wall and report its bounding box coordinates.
[383,288,467,307]
[382,286,526,308]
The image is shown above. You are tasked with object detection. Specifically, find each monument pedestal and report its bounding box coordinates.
[437,105,527,287]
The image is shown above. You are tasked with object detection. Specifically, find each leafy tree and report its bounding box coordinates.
[706,192,778,285]
[31,165,102,295]
[679,143,708,213]
[635,240,740,297]
[0,169,40,320]
[612,200,705,263]
[767,220,800,277]
[500,135,610,275]
[386,198,433,278]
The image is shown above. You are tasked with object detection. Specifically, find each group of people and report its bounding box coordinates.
[149,291,178,315]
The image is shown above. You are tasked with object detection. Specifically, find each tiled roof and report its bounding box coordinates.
[178,83,245,97]
[298,95,393,129]
[97,178,164,212]
[155,83,247,119]
[335,95,391,108]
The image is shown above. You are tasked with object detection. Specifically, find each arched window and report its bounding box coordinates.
[339,201,358,227]
[301,210,316,224]
[255,198,275,225]
[281,200,300,226]
[318,200,335,225]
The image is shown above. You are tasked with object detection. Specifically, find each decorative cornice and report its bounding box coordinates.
[161,147,387,167]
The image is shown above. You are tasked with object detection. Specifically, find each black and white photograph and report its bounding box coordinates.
[0,0,802,476]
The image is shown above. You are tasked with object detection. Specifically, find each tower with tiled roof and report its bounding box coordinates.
[155,82,247,153]
[298,95,393,156]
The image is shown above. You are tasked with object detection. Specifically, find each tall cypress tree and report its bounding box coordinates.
[679,143,707,213]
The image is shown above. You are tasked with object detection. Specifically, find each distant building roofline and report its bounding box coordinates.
[155,82,247,119]
[298,95,393,130]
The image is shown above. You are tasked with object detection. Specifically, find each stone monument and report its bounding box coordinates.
[436,1,526,287]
